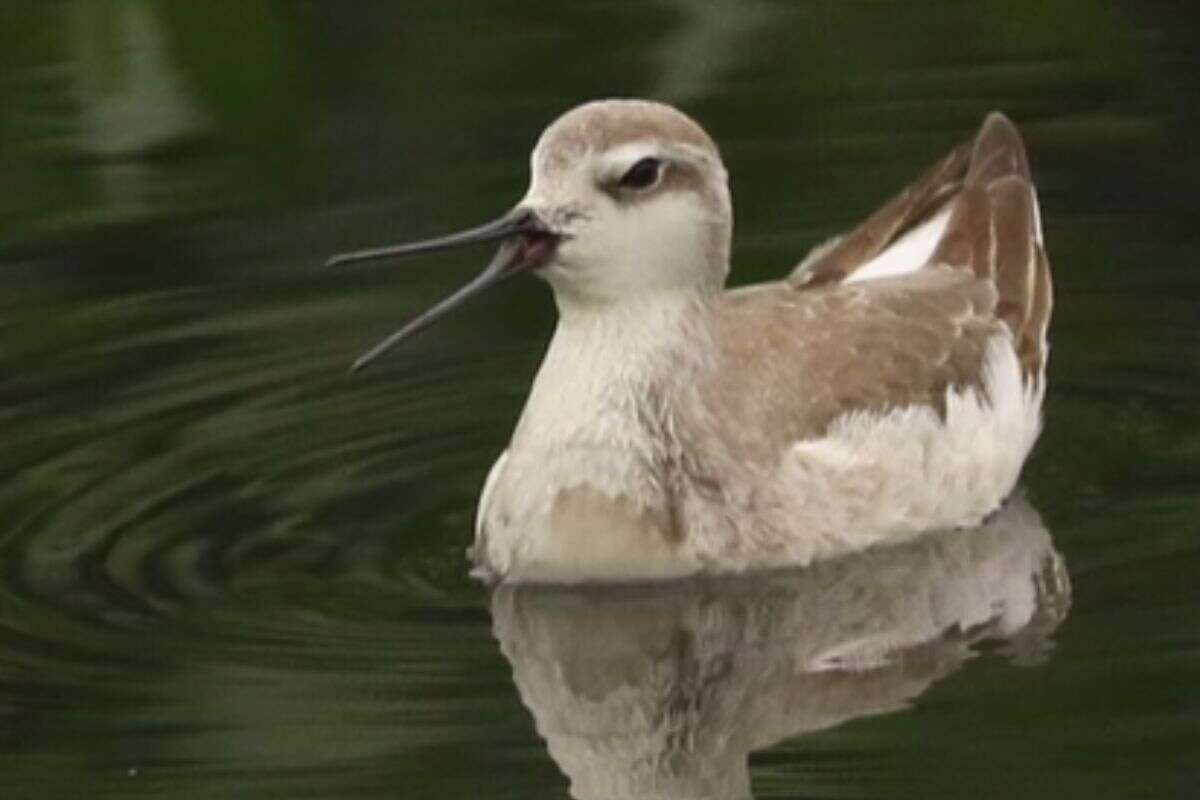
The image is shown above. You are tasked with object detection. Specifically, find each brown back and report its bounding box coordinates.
[699,114,1053,463]
[792,113,1052,377]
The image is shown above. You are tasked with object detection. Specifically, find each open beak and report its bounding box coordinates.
[326,207,558,372]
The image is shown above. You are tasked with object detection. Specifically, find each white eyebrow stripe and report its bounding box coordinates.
[596,140,662,181]
[596,140,713,184]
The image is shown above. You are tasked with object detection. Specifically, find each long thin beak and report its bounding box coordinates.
[326,208,556,372]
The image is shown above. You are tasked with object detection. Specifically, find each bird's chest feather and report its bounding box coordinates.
[475,441,697,582]
[473,351,695,580]
[471,295,718,580]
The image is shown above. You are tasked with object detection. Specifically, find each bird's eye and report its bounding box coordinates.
[618,157,663,191]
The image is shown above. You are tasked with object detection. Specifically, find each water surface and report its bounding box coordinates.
[2,2,1198,798]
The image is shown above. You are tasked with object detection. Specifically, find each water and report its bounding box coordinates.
[2,2,1198,798]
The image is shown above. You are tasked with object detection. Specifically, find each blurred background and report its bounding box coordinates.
[1,2,1197,798]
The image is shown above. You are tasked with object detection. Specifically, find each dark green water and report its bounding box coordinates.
[2,2,1198,798]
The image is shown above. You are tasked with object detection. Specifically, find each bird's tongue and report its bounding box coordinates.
[520,231,558,270]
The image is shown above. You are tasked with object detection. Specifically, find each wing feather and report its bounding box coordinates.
[707,113,1053,461]
[791,143,971,288]
[710,271,1001,462]
[790,112,1052,378]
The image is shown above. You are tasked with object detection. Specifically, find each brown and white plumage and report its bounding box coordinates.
[332,100,1053,583]
[704,112,1052,460]
[492,496,1066,799]
[793,111,1051,377]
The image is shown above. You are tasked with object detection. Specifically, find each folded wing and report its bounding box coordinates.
[790,112,1052,378]
[709,113,1052,456]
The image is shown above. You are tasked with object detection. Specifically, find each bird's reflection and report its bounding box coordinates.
[491,495,1069,800]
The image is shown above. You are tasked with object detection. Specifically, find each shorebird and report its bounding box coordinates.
[329,100,1052,583]
[492,496,1067,800]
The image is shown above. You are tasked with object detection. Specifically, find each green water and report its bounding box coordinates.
[2,2,1197,798]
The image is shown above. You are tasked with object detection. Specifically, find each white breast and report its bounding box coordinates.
[472,293,712,581]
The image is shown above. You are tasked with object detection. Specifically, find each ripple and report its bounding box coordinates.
[0,282,541,631]
[493,497,1070,799]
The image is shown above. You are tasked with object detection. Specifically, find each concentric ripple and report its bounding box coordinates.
[0,279,544,626]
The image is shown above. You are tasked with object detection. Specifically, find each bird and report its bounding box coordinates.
[328,99,1052,583]
[491,495,1066,800]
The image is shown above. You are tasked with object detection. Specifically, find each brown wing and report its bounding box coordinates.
[790,142,970,288]
[708,271,1003,462]
[704,114,1052,460]
[790,112,1052,378]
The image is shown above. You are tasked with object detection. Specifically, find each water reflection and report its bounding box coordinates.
[493,496,1068,800]
[70,0,207,224]
[72,0,206,158]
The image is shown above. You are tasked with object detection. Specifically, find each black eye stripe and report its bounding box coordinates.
[618,157,663,190]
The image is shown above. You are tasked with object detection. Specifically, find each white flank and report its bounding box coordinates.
[776,336,1044,561]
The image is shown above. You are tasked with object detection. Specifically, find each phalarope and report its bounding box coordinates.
[329,100,1052,583]
[492,496,1067,799]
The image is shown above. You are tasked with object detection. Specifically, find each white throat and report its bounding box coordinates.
[512,290,713,463]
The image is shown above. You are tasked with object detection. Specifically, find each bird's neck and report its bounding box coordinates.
[511,290,715,456]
